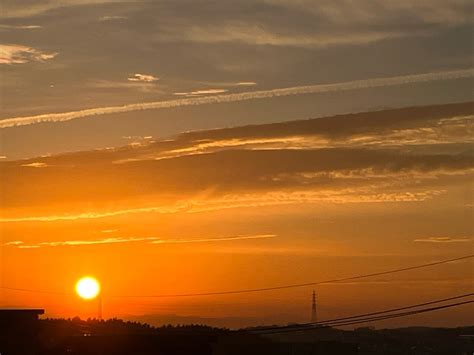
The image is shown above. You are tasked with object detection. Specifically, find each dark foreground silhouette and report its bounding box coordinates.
[1,311,473,354]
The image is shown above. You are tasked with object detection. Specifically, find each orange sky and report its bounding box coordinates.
[1,103,473,328]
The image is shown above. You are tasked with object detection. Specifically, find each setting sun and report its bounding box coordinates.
[75,277,100,300]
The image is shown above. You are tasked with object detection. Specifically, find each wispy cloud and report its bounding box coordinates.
[1,102,471,223]
[151,234,276,244]
[0,24,42,30]
[174,89,229,96]
[4,241,24,246]
[4,234,276,248]
[122,135,153,140]
[181,24,412,48]
[1,68,471,129]
[1,0,138,19]
[152,115,473,160]
[265,0,473,27]
[0,44,57,64]
[100,229,118,233]
[160,137,305,158]
[414,237,472,243]
[153,0,472,49]
[0,188,446,223]
[128,73,159,82]
[235,82,257,86]
[99,15,128,22]
[185,190,447,214]
[0,205,186,223]
[90,79,161,93]
[19,236,157,248]
[20,162,49,168]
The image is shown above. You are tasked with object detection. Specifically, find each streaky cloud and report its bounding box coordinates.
[413,237,472,243]
[151,234,276,244]
[1,68,472,129]
[0,103,472,223]
[0,188,446,223]
[99,15,128,22]
[0,205,186,223]
[4,234,276,248]
[20,162,49,168]
[0,24,42,30]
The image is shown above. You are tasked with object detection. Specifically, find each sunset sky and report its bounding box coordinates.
[0,0,473,329]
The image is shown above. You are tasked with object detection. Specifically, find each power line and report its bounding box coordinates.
[289,300,473,330]
[288,300,473,331]
[317,293,473,325]
[251,292,474,332]
[326,301,473,327]
[114,254,473,298]
[1,254,472,298]
[0,286,70,295]
[254,299,474,334]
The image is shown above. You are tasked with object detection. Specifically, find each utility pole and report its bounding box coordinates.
[98,296,103,320]
[311,290,317,323]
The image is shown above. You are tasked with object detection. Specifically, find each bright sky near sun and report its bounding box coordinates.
[0,0,473,328]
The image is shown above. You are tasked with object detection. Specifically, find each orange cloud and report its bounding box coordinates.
[0,44,57,64]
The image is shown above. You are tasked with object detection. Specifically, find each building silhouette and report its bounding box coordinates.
[0,309,44,355]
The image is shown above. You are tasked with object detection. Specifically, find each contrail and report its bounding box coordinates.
[1,68,472,129]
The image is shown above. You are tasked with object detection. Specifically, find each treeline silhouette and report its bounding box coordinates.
[2,316,473,355]
[41,317,225,336]
[36,318,230,355]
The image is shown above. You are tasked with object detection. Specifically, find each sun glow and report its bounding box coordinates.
[75,276,100,300]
